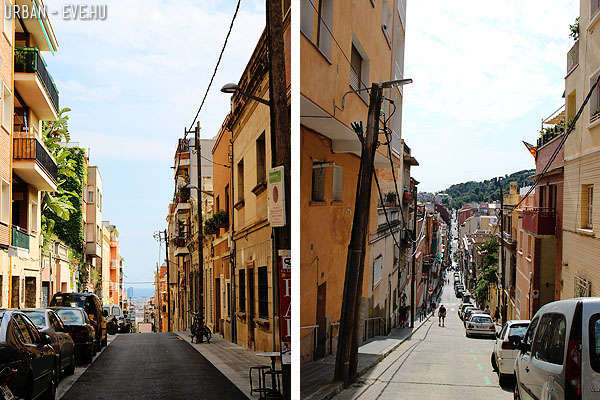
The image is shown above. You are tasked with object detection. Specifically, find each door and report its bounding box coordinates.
[315,283,327,359]
[215,278,221,333]
[528,313,566,399]
[247,268,255,349]
[11,276,19,308]
[516,316,539,400]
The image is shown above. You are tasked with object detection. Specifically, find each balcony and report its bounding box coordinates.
[12,226,30,250]
[567,41,579,76]
[14,47,59,120]
[14,0,59,52]
[522,207,556,236]
[13,136,58,191]
[172,234,189,257]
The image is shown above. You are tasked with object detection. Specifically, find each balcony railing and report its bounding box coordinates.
[12,226,30,250]
[567,40,579,75]
[15,47,60,113]
[13,137,58,183]
[522,207,556,236]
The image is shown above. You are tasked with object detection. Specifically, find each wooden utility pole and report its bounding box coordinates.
[410,186,417,328]
[499,187,506,325]
[266,0,290,396]
[195,122,205,329]
[334,83,383,386]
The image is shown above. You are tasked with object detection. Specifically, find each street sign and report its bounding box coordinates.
[268,166,286,227]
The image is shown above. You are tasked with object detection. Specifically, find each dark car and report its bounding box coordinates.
[51,307,95,364]
[49,292,106,351]
[0,310,57,400]
[23,309,75,377]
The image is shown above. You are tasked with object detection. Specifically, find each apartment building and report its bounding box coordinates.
[2,2,60,308]
[561,0,600,298]
[300,0,412,363]
[85,165,103,294]
[102,222,121,306]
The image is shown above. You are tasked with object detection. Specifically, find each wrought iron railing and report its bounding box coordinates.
[14,47,60,113]
[11,226,30,250]
[13,137,58,183]
[567,40,579,75]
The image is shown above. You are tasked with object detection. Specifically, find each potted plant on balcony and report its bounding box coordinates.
[570,17,579,41]
[384,192,397,207]
[213,210,228,228]
[203,217,218,235]
[177,185,190,203]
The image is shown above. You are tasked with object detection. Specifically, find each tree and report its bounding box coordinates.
[473,237,499,306]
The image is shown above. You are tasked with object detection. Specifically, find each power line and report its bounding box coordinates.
[186,0,242,135]
[511,73,600,211]
[373,170,402,251]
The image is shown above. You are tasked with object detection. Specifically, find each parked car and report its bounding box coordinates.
[463,308,483,325]
[491,319,529,384]
[103,305,130,334]
[50,292,106,350]
[0,309,57,399]
[0,367,17,400]
[458,303,474,320]
[22,309,75,376]
[52,307,96,364]
[456,288,464,299]
[465,313,496,338]
[513,298,600,400]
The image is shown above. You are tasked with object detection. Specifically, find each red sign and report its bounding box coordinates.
[278,250,291,364]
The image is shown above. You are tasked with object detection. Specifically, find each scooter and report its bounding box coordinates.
[0,368,16,400]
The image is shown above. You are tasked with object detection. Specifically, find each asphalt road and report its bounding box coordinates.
[59,332,246,400]
[333,276,514,400]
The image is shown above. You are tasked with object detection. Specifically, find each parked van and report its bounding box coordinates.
[513,298,600,400]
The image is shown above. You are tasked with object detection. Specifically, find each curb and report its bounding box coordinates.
[305,313,433,400]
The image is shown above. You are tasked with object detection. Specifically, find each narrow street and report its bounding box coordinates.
[59,333,246,400]
[333,280,513,400]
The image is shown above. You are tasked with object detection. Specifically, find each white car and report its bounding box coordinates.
[491,320,529,383]
[465,313,496,338]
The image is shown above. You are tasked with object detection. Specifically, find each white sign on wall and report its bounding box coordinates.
[268,166,286,227]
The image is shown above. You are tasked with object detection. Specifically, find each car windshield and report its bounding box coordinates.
[471,316,493,324]
[56,309,84,325]
[508,324,529,338]
[23,311,46,328]
[112,307,121,316]
[103,306,111,315]
[51,294,86,309]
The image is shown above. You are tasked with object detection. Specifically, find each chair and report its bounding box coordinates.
[249,366,271,399]
[263,369,283,399]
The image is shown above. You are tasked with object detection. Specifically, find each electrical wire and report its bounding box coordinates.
[373,171,402,251]
[186,0,242,135]
[511,73,600,211]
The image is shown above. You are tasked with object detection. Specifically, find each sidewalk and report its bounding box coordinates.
[300,313,433,400]
[176,331,269,399]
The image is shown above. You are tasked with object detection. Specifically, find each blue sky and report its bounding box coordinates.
[43,0,579,292]
[44,0,264,293]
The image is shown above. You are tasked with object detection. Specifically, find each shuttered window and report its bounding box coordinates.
[257,267,269,319]
[350,45,363,91]
[312,163,325,202]
[332,166,343,202]
[238,269,246,312]
[373,256,383,288]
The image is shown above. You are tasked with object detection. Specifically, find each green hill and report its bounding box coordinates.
[440,169,535,209]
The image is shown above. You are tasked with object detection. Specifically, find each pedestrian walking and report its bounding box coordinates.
[484,305,490,315]
[438,304,447,327]
[494,306,500,322]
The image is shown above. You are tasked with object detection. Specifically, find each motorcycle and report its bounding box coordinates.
[0,368,16,400]
[107,317,119,335]
[188,311,211,344]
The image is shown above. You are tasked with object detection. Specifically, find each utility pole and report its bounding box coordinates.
[410,185,417,329]
[499,187,506,325]
[266,0,291,396]
[334,83,383,386]
[195,122,205,329]
[164,229,171,332]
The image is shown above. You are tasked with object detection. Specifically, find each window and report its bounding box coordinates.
[382,0,392,45]
[311,162,325,202]
[88,189,94,203]
[590,73,600,121]
[227,282,231,317]
[373,255,383,288]
[237,159,244,202]
[256,132,266,185]
[332,165,343,202]
[592,0,600,18]
[582,184,594,229]
[539,185,546,208]
[14,315,34,344]
[533,313,567,365]
[549,185,557,210]
[225,185,230,220]
[350,45,363,91]
[1,82,11,130]
[527,236,532,257]
[316,0,333,58]
[3,0,11,44]
[0,179,8,224]
[300,0,314,40]
[523,316,539,353]
[257,266,269,319]
[215,195,220,212]
[86,223,94,242]
[590,314,600,372]
[238,269,246,312]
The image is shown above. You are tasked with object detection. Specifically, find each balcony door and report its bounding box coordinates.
[11,183,28,231]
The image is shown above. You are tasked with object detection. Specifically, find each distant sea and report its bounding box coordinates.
[125,287,155,300]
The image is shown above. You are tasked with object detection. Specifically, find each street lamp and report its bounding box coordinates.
[220,83,271,106]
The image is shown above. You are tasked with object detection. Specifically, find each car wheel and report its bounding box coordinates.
[491,353,498,372]
[465,332,470,338]
[42,369,57,400]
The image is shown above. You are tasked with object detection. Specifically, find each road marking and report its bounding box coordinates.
[472,355,477,361]
[477,364,483,370]
[483,376,492,385]
[469,349,474,353]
